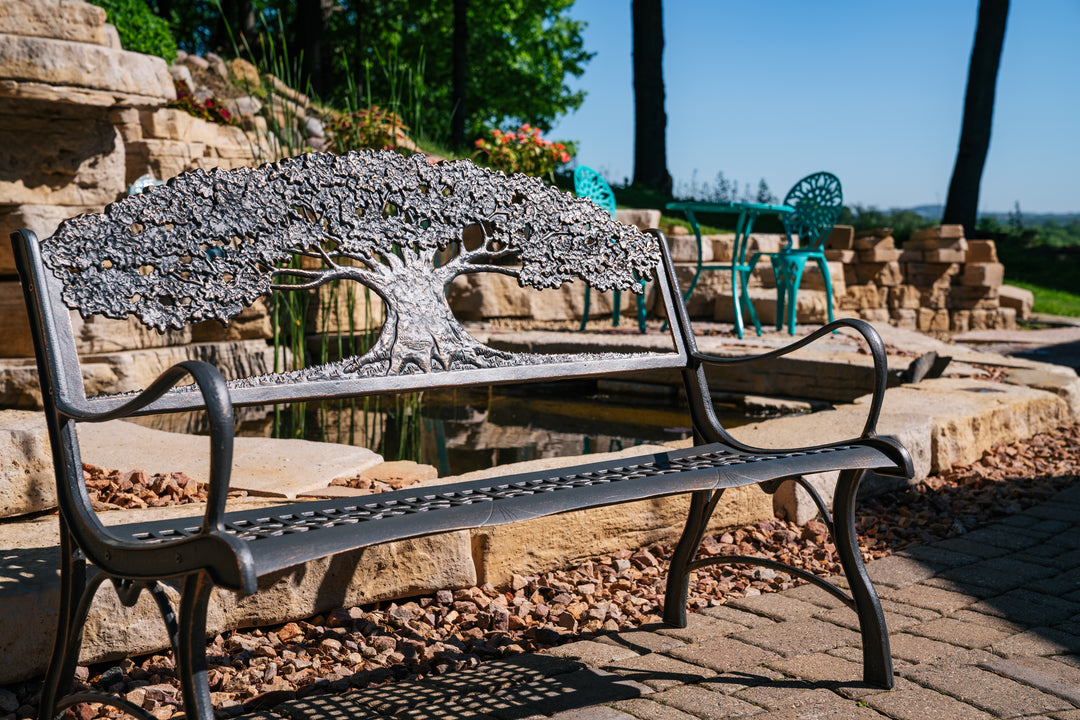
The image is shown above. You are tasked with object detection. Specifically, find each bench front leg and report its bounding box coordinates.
[663,489,724,628]
[177,570,217,720]
[833,468,893,688]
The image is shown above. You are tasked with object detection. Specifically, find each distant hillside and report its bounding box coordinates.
[902,205,1078,225]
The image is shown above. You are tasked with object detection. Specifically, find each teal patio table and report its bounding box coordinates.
[665,200,794,338]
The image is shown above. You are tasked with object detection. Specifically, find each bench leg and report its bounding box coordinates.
[833,469,894,688]
[177,571,216,720]
[663,489,723,627]
[39,531,89,720]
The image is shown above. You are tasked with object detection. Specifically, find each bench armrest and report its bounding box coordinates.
[692,317,890,441]
[66,360,235,534]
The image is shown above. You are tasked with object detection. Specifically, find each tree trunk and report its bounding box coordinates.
[631,0,672,195]
[450,0,469,149]
[298,0,328,97]
[942,0,1009,237]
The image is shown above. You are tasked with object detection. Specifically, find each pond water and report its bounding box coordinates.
[282,379,757,478]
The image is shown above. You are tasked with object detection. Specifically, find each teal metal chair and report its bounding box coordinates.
[750,172,843,335]
[574,166,647,332]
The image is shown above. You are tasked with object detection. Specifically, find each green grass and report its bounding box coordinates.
[997,241,1080,318]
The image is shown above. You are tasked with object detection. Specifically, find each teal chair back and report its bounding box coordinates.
[782,172,843,250]
[574,166,616,218]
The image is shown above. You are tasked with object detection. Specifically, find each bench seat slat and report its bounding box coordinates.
[113,440,895,581]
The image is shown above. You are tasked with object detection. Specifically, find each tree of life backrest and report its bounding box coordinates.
[782,172,843,250]
[574,166,616,219]
[44,150,663,383]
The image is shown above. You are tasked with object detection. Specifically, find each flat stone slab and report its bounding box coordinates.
[79,420,384,498]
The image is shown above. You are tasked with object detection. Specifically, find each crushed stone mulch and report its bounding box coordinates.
[6,422,1078,720]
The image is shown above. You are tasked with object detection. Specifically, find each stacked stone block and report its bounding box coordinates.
[827,224,1014,333]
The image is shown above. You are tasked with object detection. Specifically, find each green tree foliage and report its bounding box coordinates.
[159,0,592,146]
[90,0,178,62]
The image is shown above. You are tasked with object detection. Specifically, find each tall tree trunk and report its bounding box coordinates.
[298,0,329,97]
[942,0,1009,237]
[631,0,672,195]
[450,0,469,149]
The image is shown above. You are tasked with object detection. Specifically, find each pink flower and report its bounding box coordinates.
[560,152,570,163]
[474,138,484,148]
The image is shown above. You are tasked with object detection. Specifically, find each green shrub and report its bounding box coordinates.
[89,0,177,64]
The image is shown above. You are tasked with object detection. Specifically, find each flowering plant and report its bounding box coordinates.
[167,79,238,126]
[472,124,573,180]
[330,106,411,154]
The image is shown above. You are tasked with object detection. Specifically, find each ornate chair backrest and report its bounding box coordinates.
[17,151,688,417]
[573,165,617,219]
[782,172,843,251]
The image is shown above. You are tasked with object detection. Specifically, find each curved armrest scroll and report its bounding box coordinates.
[692,318,890,440]
[64,360,234,534]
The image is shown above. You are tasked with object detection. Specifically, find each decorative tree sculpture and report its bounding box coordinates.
[46,150,660,378]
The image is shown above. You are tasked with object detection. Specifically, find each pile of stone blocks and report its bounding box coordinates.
[827,224,1015,333]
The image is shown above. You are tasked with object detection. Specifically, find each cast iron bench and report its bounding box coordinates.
[12,150,912,720]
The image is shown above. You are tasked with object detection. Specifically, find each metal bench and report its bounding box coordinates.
[11,150,912,720]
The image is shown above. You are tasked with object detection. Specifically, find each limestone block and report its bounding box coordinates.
[889,308,917,329]
[858,247,902,263]
[665,233,712,262]
[1004,367,1080,420]
[909,225,965,244]
[0,0,108,44]
[139,107,195,140]
[0,281,34,357]
[898,249,924,263]
[960,262,1005,288]
[859,308,890,323]
[949,286,999,310]
[824,248,855,263]
[966,239,998,263]
[916,308,950,333]
[0,503,476,683]
[969,308,991,331]
[102,22,120,50]
[447,272,648,322]
[993,306,1017,330]
[192,299,274,342]
[229,57,260,86]
[127,138,207,181]
[75,339,282,397]
[853,234,895,252]
[615,208,660,232]
[729,405,932,523]
[852,377,1070,472]
[919,285,950,310]
[70,313,192,354]
[843,263,858,287]
[747,233,787,254]
[887,285,921,310]
[109,106,142,142]
[840,284,885,311]
[924,248,967,263]
[0,410,55,518]
[0,358,42,407]
[1,204,101,272]
[224,95,263,118]
[714,287,829,326]
[998,284,1034,320]
[0,33,173,99]
[79,420,383,498]
[825,225,854,250]
[906,262,959,288]
[0,104,125,206]
[756,260,845,296]
[710,234,736,261]
[950,310,970,334]
[854,261,903,287]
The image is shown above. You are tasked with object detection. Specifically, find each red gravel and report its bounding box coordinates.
[5,422,1078,720]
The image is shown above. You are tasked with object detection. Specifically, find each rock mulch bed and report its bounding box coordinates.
[5,422,1078,720]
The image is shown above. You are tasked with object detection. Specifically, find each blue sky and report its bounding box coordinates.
[548,1,1079,213]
